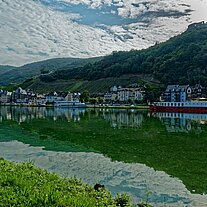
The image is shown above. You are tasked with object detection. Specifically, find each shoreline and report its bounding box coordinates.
[0,158,152,207]
[0,103,150,110]
[86,104,149,110]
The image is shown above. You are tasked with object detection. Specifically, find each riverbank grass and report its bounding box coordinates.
[0,159,134,207]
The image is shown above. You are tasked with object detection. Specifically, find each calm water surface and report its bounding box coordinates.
[0,106,207,206]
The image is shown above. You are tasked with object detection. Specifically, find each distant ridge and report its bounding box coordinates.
[0,65,16,76]
[0,57,102,86]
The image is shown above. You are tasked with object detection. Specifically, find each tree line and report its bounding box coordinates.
[40,23,207,88]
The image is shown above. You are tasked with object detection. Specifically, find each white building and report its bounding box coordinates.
[104,86,144,103]
[117,88,144,102]
[0,90,12,103]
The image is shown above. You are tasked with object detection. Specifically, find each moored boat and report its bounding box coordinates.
[54,100,86,108]
[150,101,207,113]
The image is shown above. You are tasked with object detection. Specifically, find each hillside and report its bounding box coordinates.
[53,22,207,84]
[3,21,207,95]
[19,74,158,94]
[18,22,207,94]
[0,65,16,76]
[0,57,101,86]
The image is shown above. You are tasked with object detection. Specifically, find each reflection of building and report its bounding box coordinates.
[153,112,206,133]
[102,109,144,128]
[0,107,86,124]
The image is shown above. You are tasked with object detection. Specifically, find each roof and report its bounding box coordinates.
[166,85,190,92]
[166,85,179,91]
[15,87,27,95]
[46,92,68,98]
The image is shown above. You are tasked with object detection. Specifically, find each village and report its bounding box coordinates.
[0,83,206,107]
[0,84,146,107]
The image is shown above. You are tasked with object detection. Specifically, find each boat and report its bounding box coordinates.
[150,101,207,113]
[54,100,86,108]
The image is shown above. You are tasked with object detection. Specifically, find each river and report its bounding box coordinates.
[0,106,207,206]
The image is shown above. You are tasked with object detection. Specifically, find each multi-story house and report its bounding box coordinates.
[104,92,113,103]
[117,88,132,102]
[45,92,65,103]
[72,92,81,102]
[35,94,46,105]
[0,90,12,103]
[65,92,74,101]
[11,87,28,103]
[104,86,121,103]
[162,85,192,102]
[117,88,144,102]
[104,85,144,103]
[191,84,205,99]
[46,92,81,104]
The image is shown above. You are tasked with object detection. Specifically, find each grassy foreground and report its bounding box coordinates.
[0,159,151,207]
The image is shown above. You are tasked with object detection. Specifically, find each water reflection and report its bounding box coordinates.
[102,109,144,128]
[152,112,207,133]
[0,107,145,129]
[1,107,207,206]
[1,141,207,207]
[0,106,86,123]
[1,107,207,134]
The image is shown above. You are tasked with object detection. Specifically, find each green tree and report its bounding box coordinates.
[89,98,98,106]
[80,90,89,103]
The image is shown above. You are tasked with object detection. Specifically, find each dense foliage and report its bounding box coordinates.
[0,159,135,207]
[0,57,101,86]
[50,22,207,87]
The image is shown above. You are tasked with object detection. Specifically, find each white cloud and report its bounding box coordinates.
[0,0,207,66]
[60,0,207,19]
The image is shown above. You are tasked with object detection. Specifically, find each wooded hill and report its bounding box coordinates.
[49,22,207,85]
[4,22,207,94]
[0,57,101,86]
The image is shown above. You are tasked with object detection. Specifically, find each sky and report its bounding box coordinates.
[0,0,207,66]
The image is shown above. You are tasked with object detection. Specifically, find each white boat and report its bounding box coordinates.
[54,101,86,108]
[150,101,207,113]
